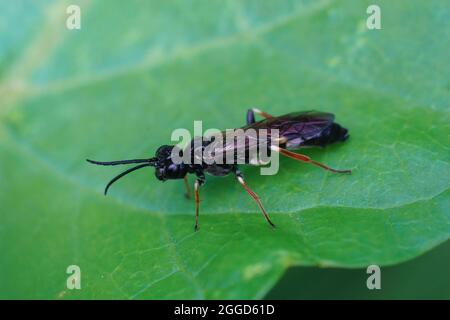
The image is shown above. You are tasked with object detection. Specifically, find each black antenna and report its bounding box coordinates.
[87,158,156,166]
[103,163,151,195]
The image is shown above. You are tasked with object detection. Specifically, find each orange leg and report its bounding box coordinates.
[194,179,201,231]
[251,107,274,119]
[272,146,351,174]
[235,172,275,228]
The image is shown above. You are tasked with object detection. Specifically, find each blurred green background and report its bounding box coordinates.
[0,0,449,299]
[267,240,450,299]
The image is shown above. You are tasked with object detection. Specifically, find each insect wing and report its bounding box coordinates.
[203,129,262,165]
[245,111,335,149]
[203,111,336,164]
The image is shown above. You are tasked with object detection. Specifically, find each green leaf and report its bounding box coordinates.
[0,0,449,299]
[267,240,450,299]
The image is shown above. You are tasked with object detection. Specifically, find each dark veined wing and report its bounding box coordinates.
[202,111,337,164]
[243,111,336,149]
[202,128,265,165]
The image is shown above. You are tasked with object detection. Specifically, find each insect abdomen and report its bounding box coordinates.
[302,122,349,147]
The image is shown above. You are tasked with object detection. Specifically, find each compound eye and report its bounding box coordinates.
[164,163,181,179]
[167,163,178,173]
[155,167,166,181]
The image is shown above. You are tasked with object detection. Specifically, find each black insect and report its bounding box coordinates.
[87,108,351,231]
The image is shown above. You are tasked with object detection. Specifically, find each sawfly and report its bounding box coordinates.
[87,108,351,230]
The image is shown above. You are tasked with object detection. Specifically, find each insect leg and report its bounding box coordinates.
[246,108,274,124]
[234,168,276,228]
[183,175,191,199]
[194,175,205,231]
[272,146,351,174]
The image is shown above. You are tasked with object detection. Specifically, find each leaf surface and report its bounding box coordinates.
[0,0,449,299]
